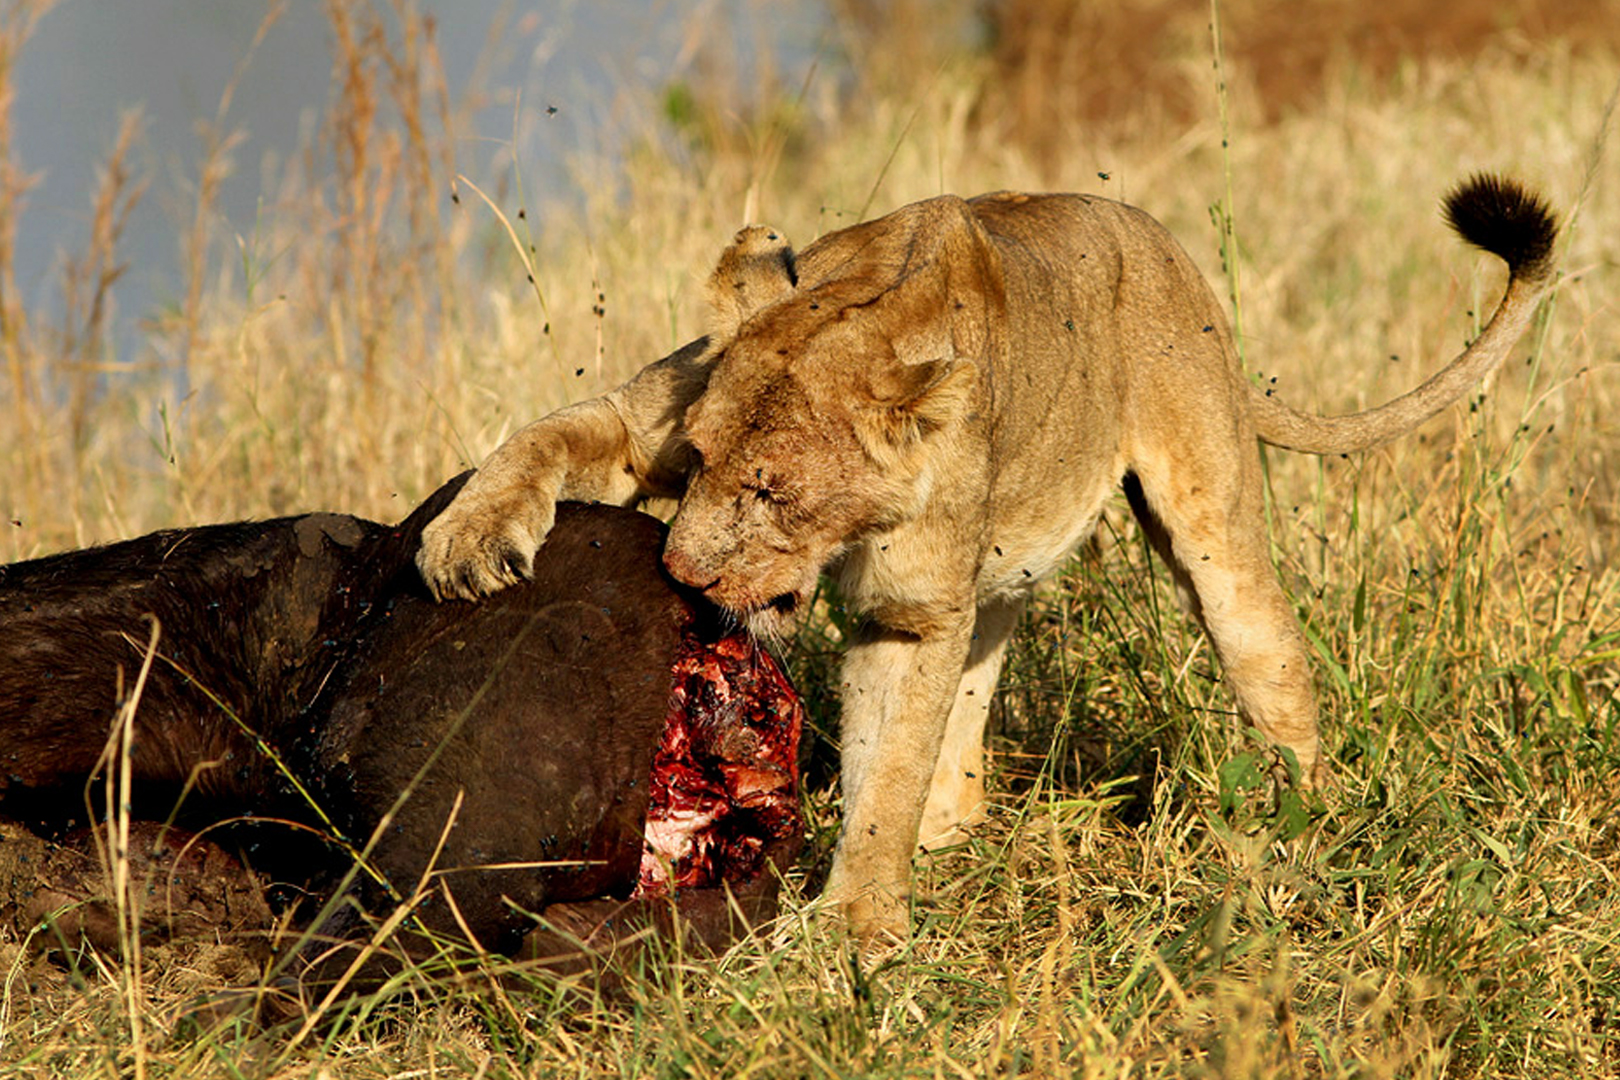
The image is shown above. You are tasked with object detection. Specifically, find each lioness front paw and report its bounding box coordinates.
[416,494,555,601]
[822,861,911,946]
[840,891,909,951]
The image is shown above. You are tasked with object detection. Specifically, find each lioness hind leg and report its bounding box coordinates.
[917,596,1025,850]
[1122,466,1326,787]
[1122,473,1201,622]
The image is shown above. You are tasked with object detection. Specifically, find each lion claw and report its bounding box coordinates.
[417,499,552,602]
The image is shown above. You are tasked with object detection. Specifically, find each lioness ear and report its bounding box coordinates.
[855,356,977,459]
[705,224,798,340]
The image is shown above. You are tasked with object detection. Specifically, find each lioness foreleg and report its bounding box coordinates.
[418,340,713,601]
[417,398,641,599]
[825,616,975,942]
[917,596,1025,850]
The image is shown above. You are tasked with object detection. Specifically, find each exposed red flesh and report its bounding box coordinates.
[636,630,803,898]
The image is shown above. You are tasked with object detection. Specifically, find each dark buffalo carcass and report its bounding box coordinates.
[0,475,804,997]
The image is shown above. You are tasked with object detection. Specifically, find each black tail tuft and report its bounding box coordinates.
[1442,173,1558,278]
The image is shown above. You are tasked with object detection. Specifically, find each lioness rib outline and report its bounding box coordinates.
[417,173,1557,941]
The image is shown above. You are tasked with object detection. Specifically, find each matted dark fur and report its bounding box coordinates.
[0,476,800,993]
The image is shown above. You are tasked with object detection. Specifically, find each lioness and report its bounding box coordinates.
[418,174,1556,940]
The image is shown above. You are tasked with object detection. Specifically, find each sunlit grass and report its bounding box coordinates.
[2,0,1618,1075]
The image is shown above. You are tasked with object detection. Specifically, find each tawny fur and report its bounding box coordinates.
[417,175,1557,942]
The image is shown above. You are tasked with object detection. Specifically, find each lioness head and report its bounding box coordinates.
[662,203,996,637]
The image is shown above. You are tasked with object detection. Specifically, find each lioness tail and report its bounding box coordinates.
[1249,173,1557,455]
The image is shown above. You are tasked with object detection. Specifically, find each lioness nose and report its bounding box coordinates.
[662,547,716,592]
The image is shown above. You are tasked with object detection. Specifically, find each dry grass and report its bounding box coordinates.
[3,0,1619,1076]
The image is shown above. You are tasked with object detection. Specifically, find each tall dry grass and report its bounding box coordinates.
[2,0,1619,1076]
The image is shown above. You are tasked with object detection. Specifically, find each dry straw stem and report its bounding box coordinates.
[2,0,1620,1076]
[0,0,55,538]
[176,4,281,385]
[86,616,163,1080]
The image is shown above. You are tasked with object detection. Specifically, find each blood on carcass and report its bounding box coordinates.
[637,630,803,897]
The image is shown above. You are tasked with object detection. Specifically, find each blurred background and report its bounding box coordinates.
[7,1,823,358]
[2,0,1616,553]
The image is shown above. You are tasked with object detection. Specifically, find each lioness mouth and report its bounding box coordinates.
[765,592,799,617]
